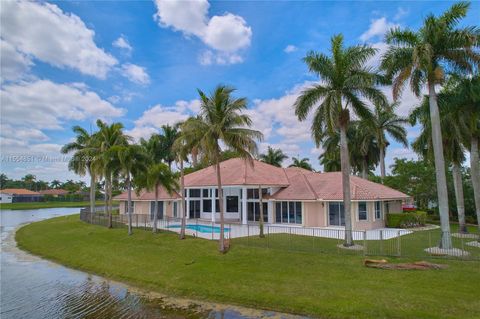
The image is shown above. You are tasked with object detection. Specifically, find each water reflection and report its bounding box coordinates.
[1,208,306,319]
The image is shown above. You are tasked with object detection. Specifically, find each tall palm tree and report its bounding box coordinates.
[95,120,129,228]
[368,103,408,181]
[50,180,62,189]
[135,163,178,233]
[411,91,468,233]
[61,126,98,215]
[294,34,387,246]
[160,124,179,170]
[446,75,480,234]
[259,147,288,167]
[113,144,148,235]
[188,85,263,253]
[380,2,479,248]
[288,157,314,171]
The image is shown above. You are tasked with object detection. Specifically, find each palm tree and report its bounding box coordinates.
[113,144,148,235]
[61,126,98,215]
[160,124,180,170]
[319,152,341,172]
[259,147,288,167]
[294,34,387,246]
[50,180,62,189]
[380,2,479,248]
[95,120,129,228]
[446,75,480,234]
[289,157,314,171]
[21,174,36,190]
[136,163,178,233]
[368,103,408,181]
[411,91,468,233]
[188,85,263,253]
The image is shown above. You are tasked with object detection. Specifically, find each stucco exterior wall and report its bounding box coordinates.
[351,201,385,231]
[303,202,326,227]
[386,200,403,214]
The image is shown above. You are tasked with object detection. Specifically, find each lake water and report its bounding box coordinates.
[0,208,306,319]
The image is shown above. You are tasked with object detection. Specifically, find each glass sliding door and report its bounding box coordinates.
[328,202,345,226]
[189,200,201,218]
[150,201,164,220]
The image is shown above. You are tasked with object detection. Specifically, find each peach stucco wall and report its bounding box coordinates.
[118,200,178,217]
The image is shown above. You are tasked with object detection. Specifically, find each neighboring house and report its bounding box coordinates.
[0,192,13,203]
[39,189,69,197]
[114,158,410,230]
[0,188,43,202]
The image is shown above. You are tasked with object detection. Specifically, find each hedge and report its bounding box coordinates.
[386,211,427,228]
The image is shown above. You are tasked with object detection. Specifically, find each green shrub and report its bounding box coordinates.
[387,211,427,228]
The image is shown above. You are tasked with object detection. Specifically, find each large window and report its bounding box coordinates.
[124,201,134,213]
[173,202,178,218]
[329,202,345,226]
[247,202,268,222]
[150,201,164,220]
[275,201,302,224]
[358,202,368,221]
[375,201,382,220]
[226,196,238,212]
[247,189,259,199]
[189,189,201,197]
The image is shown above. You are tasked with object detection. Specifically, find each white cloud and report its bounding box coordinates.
[394,7,409,21]
[153,0,251,65]
[0,0,117,79]
[113,35,133,53]
[0,39,33,82]
[360,17,398,42]
[1,79,125,130]
[120,63,150,85]
[284,45,298,53]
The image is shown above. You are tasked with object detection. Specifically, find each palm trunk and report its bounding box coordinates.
[216,160,226,253]
[340,124,354,246]
[428,82,452,249]
[153,185,159,233]
[361,160,368,179]
[192,147,198,167]
[107,175,113,228]
[179,160,186,240]
[88,166,95,223]
[452,163,467,233]
[470,137,480,236]
[127,175,133,236]
[259,185,265,238]
[380,147,386,183]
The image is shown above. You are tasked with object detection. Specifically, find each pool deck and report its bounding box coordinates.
[152,220,411,241]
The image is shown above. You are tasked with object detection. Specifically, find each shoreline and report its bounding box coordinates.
[11,218,307,319]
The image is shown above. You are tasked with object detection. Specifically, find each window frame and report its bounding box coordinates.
[375,201,382,220]
[358,201,368,221]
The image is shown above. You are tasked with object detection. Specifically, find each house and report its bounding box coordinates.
[0,192,13,203]
[0,188,43,203]
[39,189,69,197]
[114,158,410,230]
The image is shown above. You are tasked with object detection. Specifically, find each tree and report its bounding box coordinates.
[188,85,263,253]
[95,120,129,228]
[410,87,468,233]
[0,174,9,189]
[61,126,99,215]
[380,1,479,248]
[136,163,178,233]
[50,180,62,189]
[289,157,314,171]
[294,34,387,246]
[368,103,408,181]
[113,144,148,235]
[159,124,179,170]
[447,75,480,235]
[259,147,288,167]
[21,174,36,191]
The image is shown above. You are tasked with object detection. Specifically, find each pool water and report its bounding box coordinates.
[167,224,230,233]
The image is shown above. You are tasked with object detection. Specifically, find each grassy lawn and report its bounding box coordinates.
[0,200,109,210]
[16,215,480,319]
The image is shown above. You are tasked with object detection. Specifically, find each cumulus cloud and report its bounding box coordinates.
[1,79,125,130]
[153,0,252,65]
[0,0,117,79]
[120,63,150,85]
[284,45,298,53]
[360,17,398,42]
[113,35,133,53]
[0,39,33,82]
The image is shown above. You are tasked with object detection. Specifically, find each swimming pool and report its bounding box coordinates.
[167,224,230,233]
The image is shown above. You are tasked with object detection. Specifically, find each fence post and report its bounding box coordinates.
[363,230,367,256]
[312,228,315,252]
[397,230,401,257]
[380,230,384,255]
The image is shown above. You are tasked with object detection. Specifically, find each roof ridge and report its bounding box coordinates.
[301,172,318,199]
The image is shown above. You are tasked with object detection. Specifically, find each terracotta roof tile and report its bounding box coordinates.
[0,188,41,195]
[113,185,180,201]
[39,189,69,195]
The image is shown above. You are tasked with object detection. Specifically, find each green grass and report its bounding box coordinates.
[0,200,109,210]
[16,215,480,319]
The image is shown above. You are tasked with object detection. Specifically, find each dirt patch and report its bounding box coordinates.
[364,259,448,270]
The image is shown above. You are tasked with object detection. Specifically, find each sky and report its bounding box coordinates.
[1,0,479,182]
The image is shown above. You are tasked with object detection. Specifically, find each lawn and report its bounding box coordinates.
[16,215,480,319]
[0,200,109,210]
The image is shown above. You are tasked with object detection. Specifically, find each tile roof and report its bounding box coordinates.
[184,158,290,187]
[39,189,69,195]
[113,185,180,201]
[0,188,41,195]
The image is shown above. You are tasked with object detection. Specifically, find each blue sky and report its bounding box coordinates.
[1,0,479,181]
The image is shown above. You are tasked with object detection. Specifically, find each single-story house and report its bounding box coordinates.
[114,158,410,230]
[0,188,43,203]
[39,189,69,197]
